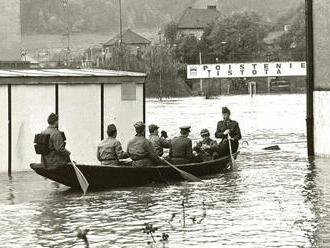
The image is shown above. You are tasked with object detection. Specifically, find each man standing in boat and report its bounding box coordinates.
[169,126,193,164]
[215,107,242,157]
[97,124,129,166]
[148,124,171,157]
[127,122,162,167]
[40,113,71,165]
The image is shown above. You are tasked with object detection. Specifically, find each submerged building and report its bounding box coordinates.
[0,69,146,174]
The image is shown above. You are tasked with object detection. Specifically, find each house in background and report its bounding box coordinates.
[103,29,151,55]
[177,5,220,39]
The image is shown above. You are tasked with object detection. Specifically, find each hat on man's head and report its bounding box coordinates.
[47,113,58,124]
[222,107,231,115]
[180,126,191,133]
[200,129,210,136]
[134,121,145,129]
[149,124,159,133]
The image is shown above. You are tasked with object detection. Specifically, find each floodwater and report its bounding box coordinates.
[0,94,328,248]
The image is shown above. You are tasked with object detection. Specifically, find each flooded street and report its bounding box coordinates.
[0,94,328,248]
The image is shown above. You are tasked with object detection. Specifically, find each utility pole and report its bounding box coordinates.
[119,0,123,70]
[61,0,70,66]
[159,31,163,101]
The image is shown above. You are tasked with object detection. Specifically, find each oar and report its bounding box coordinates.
[161,159,202,182]
[228,134,238,170]
[70,159,89,195]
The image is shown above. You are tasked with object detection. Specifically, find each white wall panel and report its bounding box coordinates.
[0,86,8,173]
[104,84,144,149]
[59,84,100,164]
[11,85,55,171]
[314,91,330,156]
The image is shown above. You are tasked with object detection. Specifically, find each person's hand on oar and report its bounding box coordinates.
[160,157,202,182]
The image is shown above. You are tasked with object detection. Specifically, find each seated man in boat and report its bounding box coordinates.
[169,126,194,164]
[215,107,242,157]
[193,129,218,161]
[127,122,162,167]
[148,124,171,157]
[39,113,71,165]
[97,124,129,166]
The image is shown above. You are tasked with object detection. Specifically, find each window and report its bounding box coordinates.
[121,82,136,101]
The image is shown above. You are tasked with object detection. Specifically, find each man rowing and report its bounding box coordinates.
[215,107,242,157]
[97,124,129,166]
[127,122,162,167]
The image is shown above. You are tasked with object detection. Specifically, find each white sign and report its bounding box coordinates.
[187,61,307,79]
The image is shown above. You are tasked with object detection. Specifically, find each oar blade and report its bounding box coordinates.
[180,170,202,182]
[72,162,89,195]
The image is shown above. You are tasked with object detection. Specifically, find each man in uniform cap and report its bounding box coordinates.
[148,124,171,157]
[193,129,218,161]
[215,107,242,157]
[169,126,193,164]
[97,124,129,166]
[40,113,71,165]
[127,122,162,167]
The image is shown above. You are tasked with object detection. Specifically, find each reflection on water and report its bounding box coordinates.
[0,94,329,247]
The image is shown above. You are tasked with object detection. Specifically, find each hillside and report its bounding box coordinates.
[21,0,304,34]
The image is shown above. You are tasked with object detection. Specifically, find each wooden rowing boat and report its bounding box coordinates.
[30,152,239,189]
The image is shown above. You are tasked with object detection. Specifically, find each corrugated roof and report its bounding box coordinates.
[178,8,220,29]
[0,69,146,78]
[103,29,151,46]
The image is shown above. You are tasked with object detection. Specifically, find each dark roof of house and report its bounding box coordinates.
[177,7,220,29]
[103,29,151,46]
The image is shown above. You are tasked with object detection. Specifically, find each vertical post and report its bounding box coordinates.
[143,82,146,124]
[159,32,163,101]
[305,0,315,157]
[8,85,12,177]
[55,84,59,115]
[119,0,123,70]
[101,84,104,140]
[199,51,203,93]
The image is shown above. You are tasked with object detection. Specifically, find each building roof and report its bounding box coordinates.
[177,7,220,29]
[0,69,146,78]
[103,29,151,46]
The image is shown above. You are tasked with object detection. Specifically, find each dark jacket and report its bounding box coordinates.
[169,135,193,164]
[41,126,70,165]
[149,134,171,156]
[215,119,242,143]
[127,134,161,166]
[193,138,218,159]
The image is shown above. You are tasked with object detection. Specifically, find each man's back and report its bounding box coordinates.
[149,134,170,156]
[41,126,70,165]
[127,135,161,166]
[170,136,193,164]
[97,137,127,165]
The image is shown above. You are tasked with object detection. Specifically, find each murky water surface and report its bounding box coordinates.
[0,94,328,248]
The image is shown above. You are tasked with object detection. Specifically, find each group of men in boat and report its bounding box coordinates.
[38,107,241,167]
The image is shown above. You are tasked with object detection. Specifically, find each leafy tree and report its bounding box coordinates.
[278,4,306,61]
[164,21,178,45]
[174,35,199,64]
[203,11,271,63]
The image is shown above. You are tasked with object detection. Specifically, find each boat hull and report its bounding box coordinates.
[30,153,238,189]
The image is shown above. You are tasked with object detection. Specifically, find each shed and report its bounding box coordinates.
[0,69,146,174]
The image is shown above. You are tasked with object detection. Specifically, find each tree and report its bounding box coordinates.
[278,4,306,61]
[164,21,178,45]
[203,11,271,63]
[175,35,199,64]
